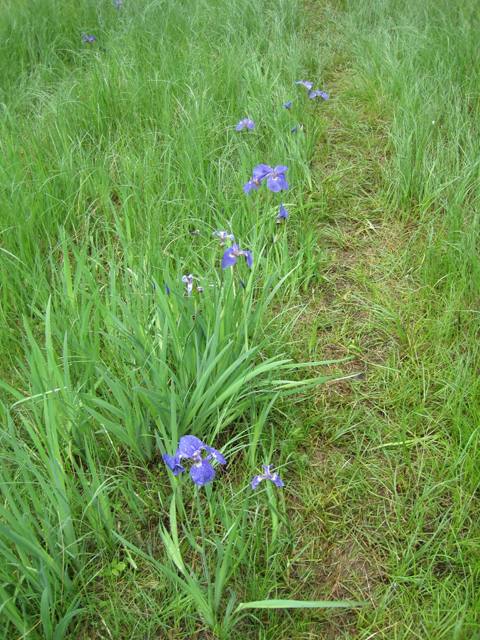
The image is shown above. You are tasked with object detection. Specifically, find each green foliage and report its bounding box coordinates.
[1,0,480,637]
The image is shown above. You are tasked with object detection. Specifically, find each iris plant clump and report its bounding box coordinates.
[162,436,226,486]
[105,68,362,636]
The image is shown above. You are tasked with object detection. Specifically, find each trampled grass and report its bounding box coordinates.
[0,0,479,638]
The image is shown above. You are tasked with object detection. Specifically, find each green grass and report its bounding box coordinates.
[1,0,480,637]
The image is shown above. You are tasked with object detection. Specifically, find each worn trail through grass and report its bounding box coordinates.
[286,0,480,637]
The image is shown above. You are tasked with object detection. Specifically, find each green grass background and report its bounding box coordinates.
[0,0,479,637]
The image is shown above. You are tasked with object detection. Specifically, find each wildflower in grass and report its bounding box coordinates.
[309,90,328,101]
[82,35,96,43]
[189,229,200,235]
[284,101,292,109]
[295,80,313,92]
[244,177,261,195]
[252,464,285,490]
[240,279,246,289]
[113,0,124,7]
[253,164,289,193]
[182,274,194,297]
[222,244,253,269]
[291,126,298,133]
[196,286,204,293]
[276,203,289,224]
[213,230,234,247]
[236,118,255,131]
[165,283,170,296]
[162,435,226,486]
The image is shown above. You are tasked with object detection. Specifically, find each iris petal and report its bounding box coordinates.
[221,248,238,269]
[252,164,272,181]
[244,180,259,195]
[204,446,227,465]
[190,460,215,486]
[252,475,265,490]
[178,435,204,459]
[162,453,185,476]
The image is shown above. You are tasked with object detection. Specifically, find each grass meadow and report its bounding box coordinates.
[0,0,479,637]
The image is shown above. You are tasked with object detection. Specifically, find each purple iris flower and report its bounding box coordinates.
[295,80,313,92]
[165,283,170,296]
[213,230,234,247]
[113,1,124,7]
[244,177,261,195]
[284,101,292,109]
[82,35,96,43]
[252,464,285,490]
[276,203,289,223]
[239,279,246,289]
[162,435,226,486]
[309,90,328,100]
[189,229,200,235]
[291,126,298,133]
[253,164,289,193]
[182,274,194,297]
[236,118,255,131]
[221,243,253,269]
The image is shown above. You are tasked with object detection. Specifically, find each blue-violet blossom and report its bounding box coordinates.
[309,90,328,100]
[162,435,226,486]
[82,35,96,43]
[213,230,234,247]
[222,243,253,269]
[182,274,194,297]
[252,464,285,490]
[236,118,255,131]
[291,126,298,133]
[253,164,289,193]
[295,80,313,92]
[276,203,289,223]
[284,101,292,109]
[113,1,124,7]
